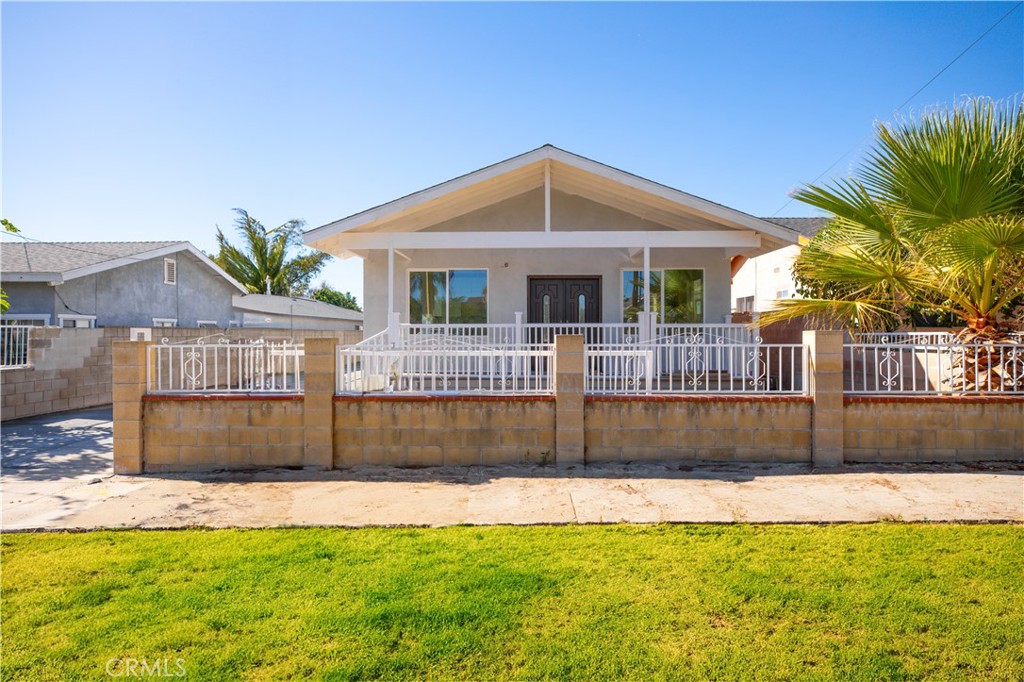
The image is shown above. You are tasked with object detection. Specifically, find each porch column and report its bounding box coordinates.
[642,245,650,315]
[387,246,395,318]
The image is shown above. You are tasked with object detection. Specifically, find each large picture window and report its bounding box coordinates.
[622,269,703,323]
[409,269,487,324]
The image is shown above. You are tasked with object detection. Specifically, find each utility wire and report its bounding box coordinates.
[771,1,1023,217]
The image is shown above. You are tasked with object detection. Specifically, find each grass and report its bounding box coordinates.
[2,524,1022,681]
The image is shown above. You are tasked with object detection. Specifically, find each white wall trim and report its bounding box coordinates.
[324,230,759,251]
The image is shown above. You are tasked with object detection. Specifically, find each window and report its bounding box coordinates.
[622,269,703,323]
[1,315,50,326]
[776,289,792,299]
[735,295,755,313]
[409,269,487,324]
[197,320,218,328]
[163,258,177,285]
[152,318,177,328]
[57,315,96,328]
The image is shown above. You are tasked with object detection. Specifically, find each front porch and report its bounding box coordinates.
[337,320,805,396]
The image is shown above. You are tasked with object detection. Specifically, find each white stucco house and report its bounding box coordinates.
[730,217,829,314]
[305,145,802,339]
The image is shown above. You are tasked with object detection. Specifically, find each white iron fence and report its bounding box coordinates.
[1,325,31,368]
[148,339,304,393]
[845,341,1024,394]
[586,339,806,395]
[337,341,554,395]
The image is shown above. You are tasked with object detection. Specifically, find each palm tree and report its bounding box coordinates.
[213,210,330,296]
[760,97,1024,342]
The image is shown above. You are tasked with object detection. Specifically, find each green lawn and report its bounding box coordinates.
[2,525,1022,681]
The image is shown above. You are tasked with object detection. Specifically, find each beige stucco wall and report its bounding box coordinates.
[362,189,734,335]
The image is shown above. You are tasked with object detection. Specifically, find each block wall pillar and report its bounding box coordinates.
[554,335,585,467]
[303,337,336,469]
[112,341,148,474]
[804,329,845,466]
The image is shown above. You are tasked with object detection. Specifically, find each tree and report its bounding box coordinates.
[761,97,1024,341]
[310,283,361,312]
[212,209,330,296]
[1,219,20,313]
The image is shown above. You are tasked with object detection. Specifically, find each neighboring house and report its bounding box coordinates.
[1,241,246,328]
[233,293,362,331]
[730,217,829,314]
[304,145,801,336]
[1,240,363,330]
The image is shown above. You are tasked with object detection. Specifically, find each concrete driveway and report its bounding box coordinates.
[2,408,1022,530]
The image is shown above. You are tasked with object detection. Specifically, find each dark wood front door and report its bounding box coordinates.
[527,277,602,324]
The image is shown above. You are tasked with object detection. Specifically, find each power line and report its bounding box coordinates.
[771,1,1023,217]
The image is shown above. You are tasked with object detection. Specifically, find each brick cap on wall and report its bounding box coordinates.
[143,394,303,402]
[845,395,1024,405]
[587,395,814,403]
[334,394,556,403]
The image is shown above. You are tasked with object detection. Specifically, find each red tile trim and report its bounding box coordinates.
[586,395,813,403]
[845,395,1024,405]
[333,394,556,403]
[143,393,303,402]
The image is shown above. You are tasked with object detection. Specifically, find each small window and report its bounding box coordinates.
[197,320,218,328]
[57,315,96,328]
[776,289,791,299]
[542,294,551,323]
[578,293,586,323]
[163,258,177,285]
[152,318,177,328]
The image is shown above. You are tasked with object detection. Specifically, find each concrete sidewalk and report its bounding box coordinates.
[2,408,1022,530]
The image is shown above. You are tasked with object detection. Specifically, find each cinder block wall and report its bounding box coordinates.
[333,396,556,467]
[143,397,305,472]
[113,332,1024,474]
[2,327,362,421]
[586,396,813,462]
[844,396,1024,462]
[1,327,110,420]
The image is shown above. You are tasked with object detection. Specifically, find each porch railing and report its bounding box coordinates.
[1,325,31,369]
[337,342,554,395]
[148,339,304,393]
[845,341,1024,395]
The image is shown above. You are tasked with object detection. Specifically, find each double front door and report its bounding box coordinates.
[527,277,602,324]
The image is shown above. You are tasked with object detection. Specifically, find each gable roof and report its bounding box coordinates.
[0,240,248,293]
[304,145,803,258]
[760,217,830,239]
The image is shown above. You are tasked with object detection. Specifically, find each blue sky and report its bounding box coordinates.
[3,2,1021,304]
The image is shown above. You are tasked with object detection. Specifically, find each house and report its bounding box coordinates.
[1,240,363,330]
[730,217,829,314]
[304,145,802,337]
[1,241,246,328]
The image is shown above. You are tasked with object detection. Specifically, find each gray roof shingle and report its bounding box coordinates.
[1,241,185,274]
